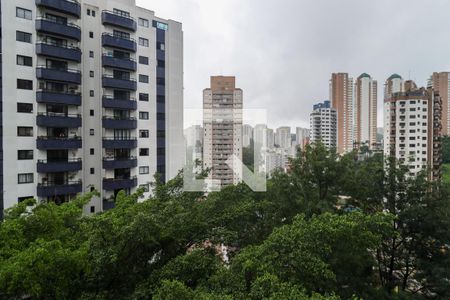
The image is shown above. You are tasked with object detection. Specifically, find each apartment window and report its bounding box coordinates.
[18,196,33,203]
[92,10,96,17]
[113,8,130,17]
[90,90,94,97]
[90,168,95,174]
[139,93,149,101]
[90,206,95,213]
[17,103,33,113]
[90,71,94,77]
[113,30,130,39]
[157,42,165,51]
[153,21,168,31]
[16,7,32,20]
[18,150,33,160]
[157,60,165,68]
[139,166,149,174]
[87,9,91,16]
[157,96,165,103]
[140,184,149,192]
[89,32,94,38]
[139,111,149,120]
[139,56,149,65]
[157,78,165,86]
[139,37,149,47]
[157,113,165,120]
[17,127,33,137]
[89,51,94,58]
[139,130,149,138]
[90,148,94,155]
[139,75,149,83]
[17,79,33,90]
[138,18,149,27]
[90,129,94,136]
[17,55,32,66]
[139,148,149,156]
[18,173,33,184]
[90,110,94,116]
[16,31,32,43]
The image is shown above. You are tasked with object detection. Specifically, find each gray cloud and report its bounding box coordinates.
[137,0,450,129]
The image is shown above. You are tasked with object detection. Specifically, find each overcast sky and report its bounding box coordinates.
[136,0,450,130]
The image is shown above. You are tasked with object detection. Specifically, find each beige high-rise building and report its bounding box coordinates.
[429,72,450,136]
[330,73,354,153]
[354,73,377,148]
[203,76,243,187]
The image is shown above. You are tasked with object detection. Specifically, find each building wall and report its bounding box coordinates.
[355,74,377,148]
[430,72,449,136]
[330,73,353,153]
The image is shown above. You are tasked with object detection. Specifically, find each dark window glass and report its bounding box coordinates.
[17,55,32,66]
[17,103,33,113]
[139,74,149,83]
[139,130,149,138]
[17,79,33,90]
[17,127,33,136]
[18,150,33,160]
[18,173,33,184]
[16,7,32,20]
[139,56,149,65]
[139,148,149,156]
[139,93,149,101]
[16,31,32,43]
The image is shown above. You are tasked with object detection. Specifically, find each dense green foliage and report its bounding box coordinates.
[0,143,449,299]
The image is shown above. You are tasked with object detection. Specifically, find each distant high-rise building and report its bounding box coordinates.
[295,127,309,148]
[254,124,267,149]
[310,101,337,150]
[242,124,253,148]
[275,127,291,149]
[185,125,203,162]
[384,74,404,98]
[267,128,275,149]
[203,76,243,187]
[429,72,450,136]
[354,73,377,148]
[384,80,442,180]
[330,73,354,153]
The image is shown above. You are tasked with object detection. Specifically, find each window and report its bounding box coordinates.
[90,186,95,192]
[90,148,94,155]
[157,60,165,68]
[16,31,32,43]
[139,75,149,83]
[139,56,149,65]
[139,148,149,156]
[18,150,33,160]
[17,79,33,90]
[138,18,149,27]
[16,7,32,20]
[157,77,165,85]
[139,130,149,138]
[139,166,149,174]
[92,10,96,17]
[90,90,94,97]
[89,51,94,58]
[113,30,130,39]
[113,8,130,17]
[157,113,165,120]
[89,31,94,38]
[139,93,149,101]
[17,55,32,66]
[17,103,33,113]
[157,42,165,51]
[90,71,94,77]
[90,110,94,116]
[87,9,91,15]
[90,129,94,136]
[17,127,33,137]
[139,111,149,120]
[154,21,168,31]
[90,168,95,174]
[18,196,33,203]
[18,173,33,184]
[139,37,149,47]
[90,206,95,213]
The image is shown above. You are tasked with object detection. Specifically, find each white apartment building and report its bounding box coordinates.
[242,124,253,148]
[203,76,243,187]
[354,73,377,148]
[0,0,183,217]
[275,126,291,149]
[295,127,309,148]
[184,125,203,162]
[384,76,442,179]
[310,100,337,150]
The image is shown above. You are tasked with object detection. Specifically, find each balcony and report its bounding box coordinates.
[37,136,82,150]
[102,137,137,149]
[102,10,137,31]
[37,181,82,197]
[37,158,82,173]
[36,90,81,106]
[102,96,137,110]
[103,176,137,191]
[36,18,81,41]
[102,75,137,90]
[36,67,81,84]
[102,54,137,71]
[102,116,137,129]
[36,42,81,62]
[103,157,137,169]
[37,113,82,128]
[36,0,81,18]
[102,33,136,52]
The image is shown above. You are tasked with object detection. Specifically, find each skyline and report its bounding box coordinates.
[137,0,450,129]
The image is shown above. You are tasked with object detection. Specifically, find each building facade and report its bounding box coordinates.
[295,127,309,148]
[429,72,450,136]
[242,124,253,148]
[0,0,183,217]
[330,73,353,153]
[384,79,442,180]
[203,76,243,187]
[275,126,291,149]
[354,73,377,149]
[310,100,337,150]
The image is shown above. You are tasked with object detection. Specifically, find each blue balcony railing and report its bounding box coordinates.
[37,158,82,173]
[37,180,82,197]
[102,116,137,129]
[37,136,82,150]
[35,0,81,18]
[102,10,137,31]
[102,137,137,149]
[36,90,81,106]
[36,17,81,41]
[103,176,137,191]
[103,157,137,169]
[36,113,82,128]
[102,54,137,71]
[102,75,137,90]
[36,42,81,62]
[102,33,136,52]
[36,66,81,84]
[102,96,137,110]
